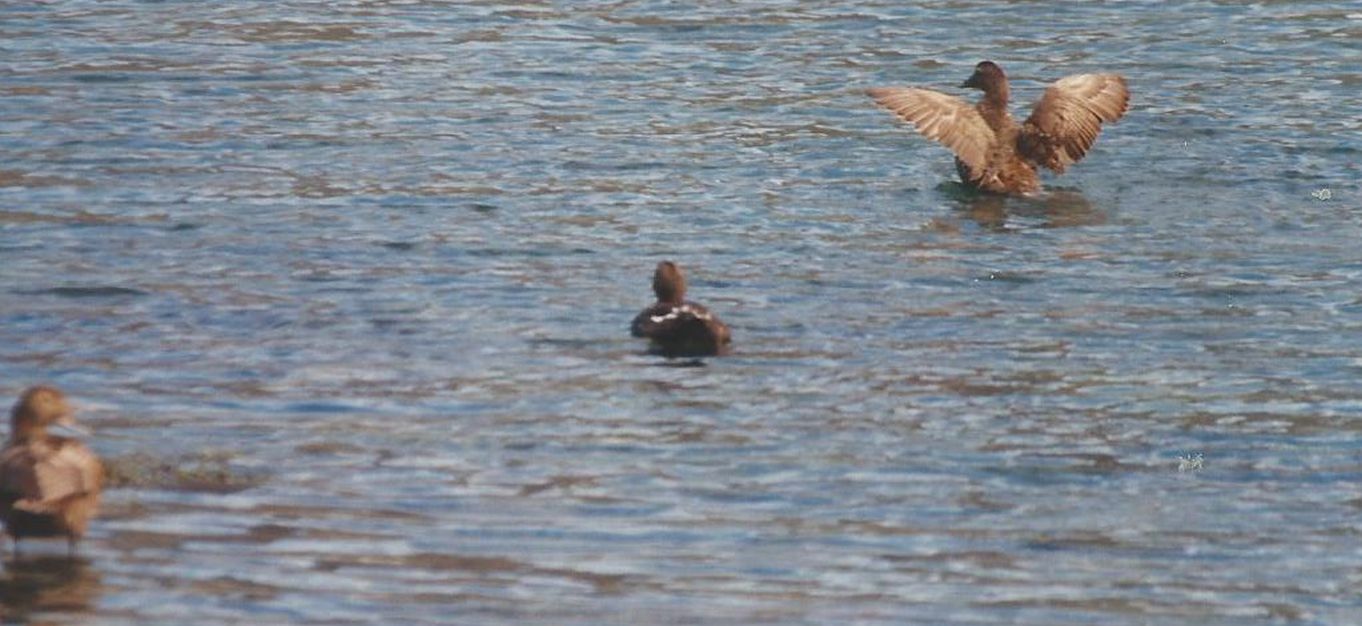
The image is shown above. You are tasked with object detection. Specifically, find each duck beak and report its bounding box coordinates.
[960,73,980,89]
[55,412,92,435]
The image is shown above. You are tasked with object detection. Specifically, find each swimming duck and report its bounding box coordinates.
[1,385,104,555]
[630,261,732,357]
[868,61,1129,195]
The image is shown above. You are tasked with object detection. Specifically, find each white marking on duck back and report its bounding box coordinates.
[650,304,711,324]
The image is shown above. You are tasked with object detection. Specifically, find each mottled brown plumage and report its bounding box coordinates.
[1,385,104,555]
[630,261,732,358]
[868,61,1129,194]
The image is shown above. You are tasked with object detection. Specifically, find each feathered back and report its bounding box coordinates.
[1,437,104,509]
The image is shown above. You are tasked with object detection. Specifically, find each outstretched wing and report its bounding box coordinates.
[1018,74,1128,173]
[866,87,996,177]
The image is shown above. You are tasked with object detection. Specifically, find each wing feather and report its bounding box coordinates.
[37,441,103,501]
[1019,74,1129,173]
[1,439,102,505]
[866,87,996,177]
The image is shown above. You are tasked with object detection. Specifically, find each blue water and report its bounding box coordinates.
[2,1,1360,624]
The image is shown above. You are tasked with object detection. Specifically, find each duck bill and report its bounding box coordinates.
[55,413,92,435]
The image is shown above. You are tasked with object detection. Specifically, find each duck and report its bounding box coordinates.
[1,385,104,556]
[630,261,732,358]
[867,61,1129,195]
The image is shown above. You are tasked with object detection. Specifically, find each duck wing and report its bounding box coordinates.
[631,303,673,337]
[633,302,714,338]
[1018,74,1128,173]
[632,302,730,356]
[867,87,996,178]
[0,439,102,512]
[0,446,37,505]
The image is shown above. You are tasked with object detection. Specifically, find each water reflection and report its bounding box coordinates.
[947,184,1103,230]
[0,556,102,621]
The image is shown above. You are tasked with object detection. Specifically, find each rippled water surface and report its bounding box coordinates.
[3,1,1361,624]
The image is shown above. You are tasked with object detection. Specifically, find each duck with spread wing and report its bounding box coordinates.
[868,61,1129,195]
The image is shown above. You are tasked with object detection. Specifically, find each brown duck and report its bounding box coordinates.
[868,61,1129,195]
[1,385,104,555]
[630,261,732,358]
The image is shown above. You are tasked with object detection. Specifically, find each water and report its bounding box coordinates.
[2,1,1360,624]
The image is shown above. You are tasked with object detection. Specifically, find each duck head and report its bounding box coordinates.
[652,261,687,305]
[10,385,82,441]
[960,61,1007,91]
